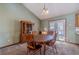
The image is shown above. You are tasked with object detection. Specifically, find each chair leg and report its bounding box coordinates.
[44,45,46,55]
[53,45,57,54]
[40,48,41,55]
[27,48,30,55]
[51,45,57,54]
[51,47,55,54]
[27,48,29,55]
[27,50,28,55]
[55,45,57,54]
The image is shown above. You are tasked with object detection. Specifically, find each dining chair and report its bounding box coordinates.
[26,34,42,55]
[45,31,58,54]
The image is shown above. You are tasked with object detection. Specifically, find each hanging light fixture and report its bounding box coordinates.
[42,4,49,15]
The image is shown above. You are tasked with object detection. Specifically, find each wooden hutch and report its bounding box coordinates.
[20,20,34,43]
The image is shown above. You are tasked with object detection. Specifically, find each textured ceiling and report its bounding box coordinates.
[23,3,79,20]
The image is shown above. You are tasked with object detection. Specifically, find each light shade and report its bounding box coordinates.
[42,9,49,15]
[42,4,49,15]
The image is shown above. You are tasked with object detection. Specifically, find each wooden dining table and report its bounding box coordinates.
[33,34,55,55]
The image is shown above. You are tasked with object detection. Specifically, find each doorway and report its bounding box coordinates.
[49,19,66,41]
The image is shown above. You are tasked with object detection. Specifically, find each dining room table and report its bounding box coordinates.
[33,34,55,55]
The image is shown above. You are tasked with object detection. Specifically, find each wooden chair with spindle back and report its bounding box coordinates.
[26,34,42,55]
[46,31,58,54]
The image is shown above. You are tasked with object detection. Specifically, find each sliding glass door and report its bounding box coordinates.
[49,19,66,41]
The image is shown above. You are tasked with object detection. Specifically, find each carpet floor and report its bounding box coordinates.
[0,41,79,55]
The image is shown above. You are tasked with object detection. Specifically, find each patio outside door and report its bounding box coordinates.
[49,19,66,41]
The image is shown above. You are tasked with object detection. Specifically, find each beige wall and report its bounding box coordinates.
[0,3,40,48]
[40,13,78,44]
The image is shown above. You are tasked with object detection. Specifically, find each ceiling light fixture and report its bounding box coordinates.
[42,4,49,15]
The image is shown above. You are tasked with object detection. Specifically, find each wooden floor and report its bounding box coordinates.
[0,41,79,55]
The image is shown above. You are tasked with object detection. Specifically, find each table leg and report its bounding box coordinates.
[44,44,46,55]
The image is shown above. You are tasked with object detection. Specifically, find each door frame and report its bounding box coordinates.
[48,18,67,42]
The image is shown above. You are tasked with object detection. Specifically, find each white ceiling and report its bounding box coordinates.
[23,3,79,20]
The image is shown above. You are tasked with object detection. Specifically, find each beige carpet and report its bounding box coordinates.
[0,41,79,55]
